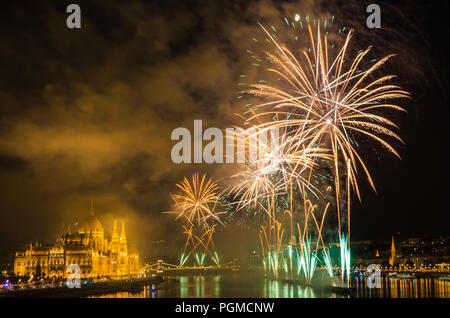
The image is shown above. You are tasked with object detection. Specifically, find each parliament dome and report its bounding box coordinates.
[79,203,104,238]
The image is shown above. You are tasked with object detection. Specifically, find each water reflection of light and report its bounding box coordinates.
[353,277,450,298]
[87,273,450,298]
[213,275,220,297]
[180,276,188,298]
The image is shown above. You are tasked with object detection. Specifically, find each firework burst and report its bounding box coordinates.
[243,18,409,241]
[169,172,224,225]
[231,15,409,284]
[167,173,224,266]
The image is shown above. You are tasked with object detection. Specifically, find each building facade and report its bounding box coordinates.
[14,208,139,279]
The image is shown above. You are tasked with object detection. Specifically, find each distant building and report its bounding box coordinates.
[13,206,139,279]
[408,237,420,245]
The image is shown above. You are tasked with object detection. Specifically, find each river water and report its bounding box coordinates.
[90,270,450,298]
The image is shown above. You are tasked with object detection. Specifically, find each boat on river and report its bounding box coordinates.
[438,275,450,282]
[394,273,415,280]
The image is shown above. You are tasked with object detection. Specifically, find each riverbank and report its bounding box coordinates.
[0,277,164,298]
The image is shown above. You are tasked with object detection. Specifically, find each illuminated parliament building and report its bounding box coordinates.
[13,206,139,279]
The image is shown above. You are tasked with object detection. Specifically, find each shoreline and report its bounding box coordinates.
[0,277,164,298]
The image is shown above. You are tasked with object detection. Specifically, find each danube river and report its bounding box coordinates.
[90,270,450,298]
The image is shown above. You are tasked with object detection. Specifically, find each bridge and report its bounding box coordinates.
[143,260,239,274]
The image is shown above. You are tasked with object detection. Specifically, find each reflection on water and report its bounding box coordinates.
[353,276,450,298]
[90,270,450,298]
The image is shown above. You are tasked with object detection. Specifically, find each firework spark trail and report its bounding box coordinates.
[322,248,334,278]
[230,16,409,283]
[166,173,224,266]
[226,125,329,213]
[247,23,409,194]
[225,123,333,279]
[339,232,351,284]
[169,173,224,225]
[167,16,408,283]
[244,19,409,242]
[228,161,277,214]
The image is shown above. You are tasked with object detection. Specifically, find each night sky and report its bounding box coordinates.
[0,0,448,261]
